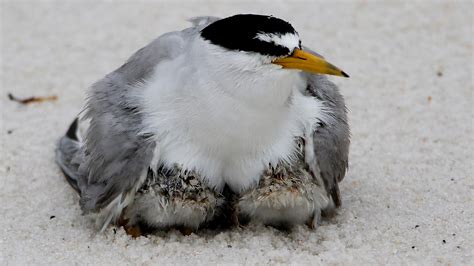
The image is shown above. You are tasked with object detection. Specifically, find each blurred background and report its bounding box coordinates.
[1,1,472,264]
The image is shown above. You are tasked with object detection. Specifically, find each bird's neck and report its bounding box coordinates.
[187,37,307,108]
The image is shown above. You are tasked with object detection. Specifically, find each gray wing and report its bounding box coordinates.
[56,18,220,223]
[79,31,188,213]
[305,73,350,208]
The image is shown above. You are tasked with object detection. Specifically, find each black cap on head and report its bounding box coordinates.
[200,14,298,57]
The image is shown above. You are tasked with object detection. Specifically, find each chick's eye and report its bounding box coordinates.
[298,40,302,49]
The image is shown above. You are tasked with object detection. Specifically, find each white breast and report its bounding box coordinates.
[139,38,327,193]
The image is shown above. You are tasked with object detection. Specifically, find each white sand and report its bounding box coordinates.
[1,1,472,265]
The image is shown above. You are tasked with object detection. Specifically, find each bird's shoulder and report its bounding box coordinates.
[106,17,221,86]
[108,31,187,86]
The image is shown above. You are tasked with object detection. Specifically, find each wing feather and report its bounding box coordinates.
[55,18,223,230]
[70,18,219,223]
[305,73,350,207]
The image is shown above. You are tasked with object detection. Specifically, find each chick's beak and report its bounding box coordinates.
[272,48,349,78]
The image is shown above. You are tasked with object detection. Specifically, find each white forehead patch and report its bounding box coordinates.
[255,32,300,51]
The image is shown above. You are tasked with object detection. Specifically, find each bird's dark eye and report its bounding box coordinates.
[298,40,302,49]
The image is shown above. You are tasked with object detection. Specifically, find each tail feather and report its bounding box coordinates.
[56,118,83,195]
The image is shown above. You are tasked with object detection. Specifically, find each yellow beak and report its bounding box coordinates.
[272,48,349,78]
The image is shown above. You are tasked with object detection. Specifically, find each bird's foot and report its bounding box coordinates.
[123,166,224,232]
[124,224,143,238]
[236,161,329,230]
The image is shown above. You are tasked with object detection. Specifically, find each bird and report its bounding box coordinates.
[55,14,350,234]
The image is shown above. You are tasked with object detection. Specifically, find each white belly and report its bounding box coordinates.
[140,55,326,193]
[156,95,299,192]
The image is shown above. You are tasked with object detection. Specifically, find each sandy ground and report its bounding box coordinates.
[1,1,472,265]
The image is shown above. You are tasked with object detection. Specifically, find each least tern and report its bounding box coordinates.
[56,14,350,233]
